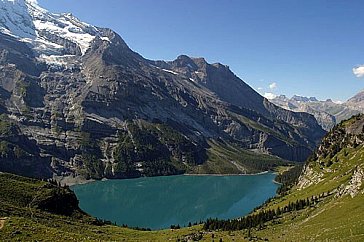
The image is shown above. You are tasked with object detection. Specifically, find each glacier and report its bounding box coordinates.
[0,0,110,65]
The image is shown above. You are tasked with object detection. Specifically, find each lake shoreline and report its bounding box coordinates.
[184,171,270,176]
[67,171,273,187]
[55,175,95,187]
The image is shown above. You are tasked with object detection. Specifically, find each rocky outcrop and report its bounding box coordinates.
[335,166,364,198]
[35,183,82,216]
[297,165,323,190]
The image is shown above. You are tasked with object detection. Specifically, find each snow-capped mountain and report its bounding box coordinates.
[0,0,109,64]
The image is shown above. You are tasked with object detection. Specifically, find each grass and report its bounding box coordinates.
[252,193,364,242]
[0,215,206,241]
[0,114,15,136]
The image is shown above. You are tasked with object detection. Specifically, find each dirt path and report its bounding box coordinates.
[0,217,8,230]
[28,187,43,218]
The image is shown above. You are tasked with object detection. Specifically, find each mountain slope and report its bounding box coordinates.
[0,0,325,181]
[347,89,364,110]
[256,114,364,241]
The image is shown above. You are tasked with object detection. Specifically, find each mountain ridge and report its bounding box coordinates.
[0,0,325,181]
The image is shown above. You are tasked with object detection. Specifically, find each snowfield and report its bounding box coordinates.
[0,0,110,65]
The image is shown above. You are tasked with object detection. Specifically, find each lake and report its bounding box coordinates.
[71,173,279,230]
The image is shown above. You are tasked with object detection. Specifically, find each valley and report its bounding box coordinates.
[0,0,363,241]
[1,112,364,241]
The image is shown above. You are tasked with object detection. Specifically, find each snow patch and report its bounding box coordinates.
[38,54,76,66]
[86,117,104,124]
[162,69,178,75]
[264,92,277,100]
[100,36,111,42]
[333,100,344,105]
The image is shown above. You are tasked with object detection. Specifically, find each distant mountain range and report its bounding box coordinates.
[0,0,325,181]
[270,92,364,130]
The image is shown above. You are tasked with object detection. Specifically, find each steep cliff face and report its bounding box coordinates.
[0,0,325,180]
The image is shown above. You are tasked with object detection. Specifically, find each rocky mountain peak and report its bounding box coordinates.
[172,55,199,70]
[291,95,318,103]
[211,62,229,70]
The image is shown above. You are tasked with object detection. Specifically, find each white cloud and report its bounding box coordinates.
[264,92,277,100]
[353,65,364,78]
[257,87,263,91]
[269,82,277,90]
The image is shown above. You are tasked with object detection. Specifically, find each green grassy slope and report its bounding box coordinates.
[203,114,364,241]
[252,143,364,241]
[0,173,208,241]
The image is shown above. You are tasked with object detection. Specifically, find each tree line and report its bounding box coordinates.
[275,164,304,195]
[203,193,326,231]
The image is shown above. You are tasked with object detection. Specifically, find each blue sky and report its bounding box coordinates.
[38,0,364,101]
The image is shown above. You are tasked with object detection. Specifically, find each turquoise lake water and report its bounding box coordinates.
[72,173,279,230]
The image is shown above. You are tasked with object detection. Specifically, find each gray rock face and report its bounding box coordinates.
[347,89,364,110]
[0,0,326,179]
